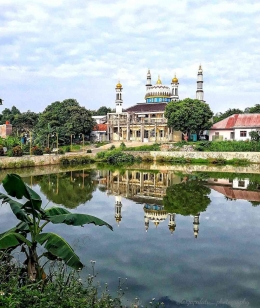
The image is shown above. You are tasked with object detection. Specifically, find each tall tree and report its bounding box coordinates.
[165,98,213,137]
[12,111,39,134]
[0,106,21,124]
[213,108,243,123]
[96,106,112,115]
[34,99,95,146]
[244,104,260,113]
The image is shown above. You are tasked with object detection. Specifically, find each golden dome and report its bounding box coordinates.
[172,73,178,83]
[156,75,162,84]
[116,81,122,89]
[154,221,160,227]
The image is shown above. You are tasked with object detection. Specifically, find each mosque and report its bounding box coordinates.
[106,65,204,142]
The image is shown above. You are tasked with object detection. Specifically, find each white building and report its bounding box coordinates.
[209,114,260,141]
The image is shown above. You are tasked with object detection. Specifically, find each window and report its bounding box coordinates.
[238,181,245,187]
[159,130,164,137]
[136,131,141,137]
[240,131,247,137]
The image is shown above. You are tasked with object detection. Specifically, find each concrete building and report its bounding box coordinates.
[107,66,204,142]
[0,121,12,138]
[209,114,260,141]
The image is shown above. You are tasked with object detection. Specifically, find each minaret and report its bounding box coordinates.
[168,213,176,234]
[144,215,149,232]
[196,65,204,101]
[146,69,152,90]
[171,73,179,102]
[115,81,123,113]
[115,196,122,226]
[193,213,200,238]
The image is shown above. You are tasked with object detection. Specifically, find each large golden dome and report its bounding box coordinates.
[116,81,122,89]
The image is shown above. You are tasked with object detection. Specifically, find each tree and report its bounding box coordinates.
[34,99,95,146]
[96,106,112,115]
[0,174,112,281]
[12,111,39,134]
[165,98,213,137]
[244,104,260,114]
[163,180,211,215]
[213,108,243,123]
[0,106,21,124]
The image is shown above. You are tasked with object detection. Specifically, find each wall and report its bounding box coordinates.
[0,124,12,138]
[209,130,233,141]
[234,128,256,141]
[125,151,260,163]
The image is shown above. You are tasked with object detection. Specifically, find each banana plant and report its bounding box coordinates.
[0,174,113,281]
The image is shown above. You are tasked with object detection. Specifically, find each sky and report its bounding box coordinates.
[0,0,260,114]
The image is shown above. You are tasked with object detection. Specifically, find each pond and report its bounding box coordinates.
[1,165,260,307]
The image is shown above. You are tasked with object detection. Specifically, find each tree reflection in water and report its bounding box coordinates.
[24,170,97,208]
[163,178,211,216]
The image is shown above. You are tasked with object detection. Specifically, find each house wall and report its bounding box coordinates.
[0,124,12,138]
[234,128,258,141]
[209,130,233,141]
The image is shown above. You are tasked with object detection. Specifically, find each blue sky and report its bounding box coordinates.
[0,0,260,113]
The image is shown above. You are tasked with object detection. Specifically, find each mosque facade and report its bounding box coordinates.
[107,66,204,142]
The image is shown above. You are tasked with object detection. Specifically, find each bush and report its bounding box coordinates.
[125,143,160,151]
[110,145,116,150]
[12,146,23,157]
[87,149,92,153]
[58,149,65,155]
[120,142,126,149]
[0,145,4,156]
[44,147,52,154]
[31,146,43,156]
[65,146,71,152]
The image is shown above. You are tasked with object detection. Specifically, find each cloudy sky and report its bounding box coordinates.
[0,0,260,114]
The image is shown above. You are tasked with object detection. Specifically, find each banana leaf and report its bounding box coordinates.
[0,193,32,224]
[2,174,42,210]
[45,208,113,230]
[36,232,83,270]
[0,232,31,249]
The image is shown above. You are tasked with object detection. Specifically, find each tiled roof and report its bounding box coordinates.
[209,185,260,202]
[211,114,260,129]
[93,124,107,131]
[126,103,167,113]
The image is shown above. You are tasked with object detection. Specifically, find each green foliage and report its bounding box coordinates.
[213,108,243,123]
[31,146,43,156]
[94,141,108,148]
[249,130,260,141]
[44,147,51,154]
[194,140,260,152]
[87,149,92,153]
[57,148,65,154]
[0,174,112,279]
[165,98,213,135]
[96,148,141,165]
[110,144,116,150]
[120,142,126,149]
[0,257,121,308]
[0,106,21,124]
[245,104,260,113]
[125,143,160,151]
[34,99,95,146]
[163,180,211,215]
[11,146,23,157]
[12,111,39,134]
[60,155,94,166]
[94,106,112,115]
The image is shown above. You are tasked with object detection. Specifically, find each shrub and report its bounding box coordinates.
[65,146,71,152]
[58,148,65,155]
[87,149,92,153]
[110,145,116,150]
[120,142,126,149]
[96,151,106,159]
[12,146,23,157]
[44,147,52,154]
[31,146,43,156]
[0,145,4,156]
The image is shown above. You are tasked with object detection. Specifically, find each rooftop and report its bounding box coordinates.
[126,103,167,113]
[211,114,260,129]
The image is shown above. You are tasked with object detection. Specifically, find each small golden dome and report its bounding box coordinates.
[156,75,162,84]
[154,221,160,227]
[172,73,178,83]
[115,217,121,222]
[116,81,122,89]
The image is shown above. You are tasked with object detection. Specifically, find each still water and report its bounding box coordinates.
[1,165,260,307]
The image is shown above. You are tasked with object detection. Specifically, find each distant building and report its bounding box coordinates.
[0,121,12,138]
[209,114,260,141]
[107,66,205,142]
[90,123,108,142]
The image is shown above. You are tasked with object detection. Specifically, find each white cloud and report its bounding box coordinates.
[0,0,259,112]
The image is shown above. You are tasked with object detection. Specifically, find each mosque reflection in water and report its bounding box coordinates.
[26,168,260,239]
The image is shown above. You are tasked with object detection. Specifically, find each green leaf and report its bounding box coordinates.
[2,174,42,210]
[46,211,113,230]
[45,207,70,216]
[0,193,31,224]
[36,232,83,270]
[0,232,32,249]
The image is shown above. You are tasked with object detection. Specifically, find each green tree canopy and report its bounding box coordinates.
[244,104,260,114]
[24,171,97,208]
[0,106,21,124]
[34,99,95,145]
[163,180,211,215]
[12,111,39,134]
[213,108,243,123]
[96,106,112,115]
[165,98,213,136]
